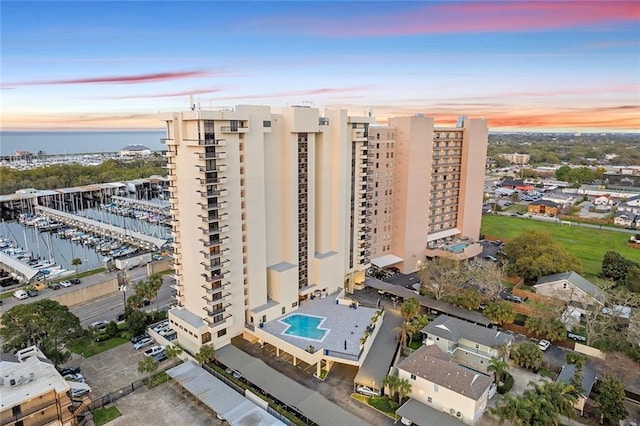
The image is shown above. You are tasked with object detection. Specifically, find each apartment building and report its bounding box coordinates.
[161,106,487,352]
[0,346,75,426]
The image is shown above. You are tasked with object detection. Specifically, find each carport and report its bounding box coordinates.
[0,252,40,281]
[166,361,284,426]
[370,254,403,268]
[396,398,465,426]
[217,345,370,426]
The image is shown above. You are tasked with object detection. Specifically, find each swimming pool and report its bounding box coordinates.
[448,243,468,253]
[279,313,329,342]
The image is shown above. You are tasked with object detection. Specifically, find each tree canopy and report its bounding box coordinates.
[595,375,628,425]
[0,300,83,365]
[602,251,640,290]
[503,230,582,282]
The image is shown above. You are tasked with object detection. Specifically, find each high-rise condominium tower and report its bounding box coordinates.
[161,106,487,352]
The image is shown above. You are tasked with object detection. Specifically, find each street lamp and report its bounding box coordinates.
[119,285,127,313]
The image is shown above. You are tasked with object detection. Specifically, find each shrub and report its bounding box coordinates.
[106,321,119,338]
[566,352,587,367]
[497,372,514,394]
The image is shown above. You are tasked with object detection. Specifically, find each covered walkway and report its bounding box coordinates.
[217,345,370,426]
[166,361,284,426]
[0,252,40,281]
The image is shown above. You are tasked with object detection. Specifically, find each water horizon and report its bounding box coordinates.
[0,130,166,156]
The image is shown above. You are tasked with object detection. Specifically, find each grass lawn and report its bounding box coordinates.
[481,215,640,279]
[69,337,128,357]
[92,406,121,426]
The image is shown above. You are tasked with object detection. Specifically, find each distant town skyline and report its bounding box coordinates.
[1,1,639,132]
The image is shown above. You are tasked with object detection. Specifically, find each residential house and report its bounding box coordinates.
[396,344,494,425]
[614,212,637,228]
[617,194,640,215]
[420,315,513,373]
[527,199,559,216]
[534,271,603,307]
[593,195,614,206]
[555,363,597,416]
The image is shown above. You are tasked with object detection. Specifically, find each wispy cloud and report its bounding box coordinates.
[3,70,209,87]
[261,1,639,37]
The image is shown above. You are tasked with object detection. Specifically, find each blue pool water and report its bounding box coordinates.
[280,314,329,342]
[448,243,468,253]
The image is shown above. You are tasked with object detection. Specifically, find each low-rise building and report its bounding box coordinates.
[420,315,512,372]
[0,346,76,426]
[555,363,597,416]
[534,271,603,307]
[500,179,534,192]
[614,212,638,228]
[119,144,151,157]
[617,195,640,215]
[527,199,559,216]
[396,344,494,425]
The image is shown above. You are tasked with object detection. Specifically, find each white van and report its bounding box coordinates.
[13,290,28,300]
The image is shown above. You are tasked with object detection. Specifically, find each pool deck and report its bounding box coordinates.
[261,293,378,357]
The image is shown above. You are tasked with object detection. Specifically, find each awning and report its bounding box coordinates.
[166,361,284,426]
[370,254,403,268]
[0,252,40,281]
[427,228,461,242]
[396,398,465,426]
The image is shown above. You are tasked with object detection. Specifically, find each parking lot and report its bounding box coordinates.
[63,340,220,425]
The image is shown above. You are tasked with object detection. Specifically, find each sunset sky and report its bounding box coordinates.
[1,1,639,132]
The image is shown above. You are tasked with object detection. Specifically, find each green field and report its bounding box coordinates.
[481,215,640,279]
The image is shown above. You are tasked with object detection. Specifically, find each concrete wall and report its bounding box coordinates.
[574,343,607,360]
[50,278,119,307]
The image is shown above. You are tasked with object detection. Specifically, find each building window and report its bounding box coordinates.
[410,374,416,380]
[434,384,439,392]
[282,307,286,314]
[202,332,211,344]
[427,396,432,403]
[263,120,271,127]
[292,301,298,308]
[217,328,227,338]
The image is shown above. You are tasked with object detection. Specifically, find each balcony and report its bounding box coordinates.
[200,248,229,260]
[198,189,229,199]
[352,129,367,141]
[198,201,229,211]
[199,236,230,247]
[201,138,226,146]
[198,176,228,185]
[166,162,177,170]
[197,151,227,160]
[201,279,230,290]
[165,150,177,158]
[204,312,232,327]
[199,224,229,235]
[221,125,249,133]
[196,164,227,173]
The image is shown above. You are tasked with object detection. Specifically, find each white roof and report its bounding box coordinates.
[427,228,461,242]
[370,254,404,268]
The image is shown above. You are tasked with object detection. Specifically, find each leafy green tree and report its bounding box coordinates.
[567,166,595,186]
[105,320,119,338]
[450,288,482,310]
[602,251,637,284]
[555,165,571,181]
[71,258,82,277]
[138,356,159,384]
[484,302,516,325]
[148,273,164,311]
[396,377,412,405]
[595,374,628,425]
[525,317,566,342]
[503,230,582,282]
[625,265,640,292]
[510,342,543,372]
[165,344,183,366]
[490,393,534,426]
[126,310,149,336]
[488,356,509,384]
[194,344,216,366]
[0,300,83,366]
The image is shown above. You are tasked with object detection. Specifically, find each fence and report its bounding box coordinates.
[75,379,145,425]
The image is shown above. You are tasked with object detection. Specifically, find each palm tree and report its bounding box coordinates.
[487,356,509,384]
[400,297,420,323]
[138,356,159,385]
[165,344,183,367]
[489,393,533,426]
[396,378,412,405]
[71,258,82,277]
[194,344,216,366]
[147,273,163,312]
[382,374,400,399]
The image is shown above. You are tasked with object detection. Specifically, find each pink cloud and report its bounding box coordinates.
[207,87,369,101]
[3,70,208,87]
[265,2,639,37]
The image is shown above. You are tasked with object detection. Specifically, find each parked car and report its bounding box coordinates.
[33,282,46,291]
[484,255,499,262]
[131,334,149,344]
[13,289,28,300]
[90,320,108,330]
[48,282,60,290]
[134,338,153,350]
[58,366,81,377]
[505,295,527,304]
[144,345,165,357]
[26,289,38,297]
[151,351,167,363]
[152,321,169,332]
[69,387,91,398]
[152,254,163,261]
[538,339,551,351]
[63,373,86,383]
[70,278,81,285]
[356,386,378,397]
[59,280,72,288]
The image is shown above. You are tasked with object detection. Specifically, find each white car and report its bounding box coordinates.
[538,339,551,351]
[143,345,164,357]
[356,386,378,397]
[64,373,85,383]
[152,321,169,332]
[59,280,72,288]
[134,337,153,350]
[13,290,28,300]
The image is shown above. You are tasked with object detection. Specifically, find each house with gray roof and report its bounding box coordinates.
[556,363,597,416]
[397,344,494,425]
[420,316,513,373]
[617,194,640,215]
[534,271,603,307]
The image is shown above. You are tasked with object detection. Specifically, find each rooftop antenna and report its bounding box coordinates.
[189,95,195,111]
